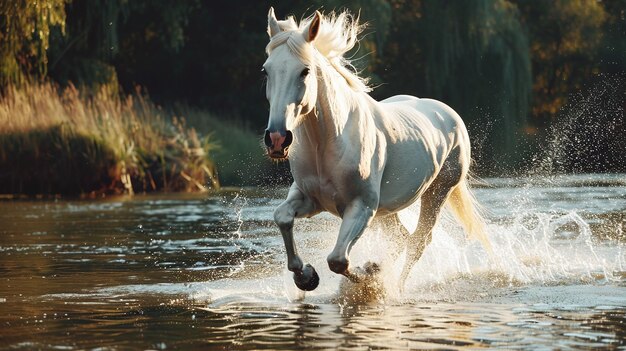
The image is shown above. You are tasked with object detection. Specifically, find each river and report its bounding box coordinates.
[0,174,624,350]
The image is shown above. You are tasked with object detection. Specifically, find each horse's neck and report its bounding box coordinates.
[298,68,368,154]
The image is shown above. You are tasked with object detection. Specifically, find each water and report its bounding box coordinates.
[0,174,625,350]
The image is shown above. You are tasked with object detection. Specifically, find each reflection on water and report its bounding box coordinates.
[0,174,624,350]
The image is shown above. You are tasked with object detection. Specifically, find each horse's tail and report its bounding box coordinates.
[447,178,492,252]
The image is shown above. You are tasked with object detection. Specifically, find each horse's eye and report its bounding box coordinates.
[300,68,310,78]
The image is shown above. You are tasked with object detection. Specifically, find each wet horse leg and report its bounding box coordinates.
[365,214,411,270]
[398,181,457,290]
[326,200,376,282]
[398,147,467,290]
[384,214,410,261]
[274,184,319,291]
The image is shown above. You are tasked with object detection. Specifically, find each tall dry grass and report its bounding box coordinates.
[0,81,219,196]
[176,105,293,186]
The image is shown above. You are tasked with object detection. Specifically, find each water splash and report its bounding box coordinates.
[195,194,624,307]
[230,192,249,239]
[336,216,618,307]
[529,73,625,175]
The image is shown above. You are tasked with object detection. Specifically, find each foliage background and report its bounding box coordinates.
[1,0,625,187]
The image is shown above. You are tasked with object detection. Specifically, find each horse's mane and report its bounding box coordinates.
[266,10,371,93]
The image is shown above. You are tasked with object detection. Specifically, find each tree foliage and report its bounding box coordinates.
[0,0,68,85]
[513,0,607,123]
[374,0,533,168]
[2,0,624,173]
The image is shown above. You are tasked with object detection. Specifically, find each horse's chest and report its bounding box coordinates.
[291,149,368,216]
[294,171,346,216]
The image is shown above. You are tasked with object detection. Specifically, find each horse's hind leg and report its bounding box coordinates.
[398,183,455,289]
[348,215,409,279]
[398,149,467,289]
[374,214,410,262]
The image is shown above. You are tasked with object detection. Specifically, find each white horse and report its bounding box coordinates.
[263,8,489,291]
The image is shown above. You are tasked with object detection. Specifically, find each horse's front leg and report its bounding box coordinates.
[274,184,319,291]
[327,200,376,282]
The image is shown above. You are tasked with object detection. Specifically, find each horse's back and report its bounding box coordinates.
[380,94,418,104]
[375,95,471,213]
[380,95,470,156]
[382,95,465,130]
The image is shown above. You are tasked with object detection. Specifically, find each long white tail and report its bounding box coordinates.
[447,179,492,252]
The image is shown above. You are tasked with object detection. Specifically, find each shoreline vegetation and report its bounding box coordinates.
[1,79,623,199]
[0,81,227,197]
[1,1,624,198]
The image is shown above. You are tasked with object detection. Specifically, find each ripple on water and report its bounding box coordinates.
[0,176,625,349]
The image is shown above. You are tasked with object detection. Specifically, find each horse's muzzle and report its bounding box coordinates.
[264,129,293,159]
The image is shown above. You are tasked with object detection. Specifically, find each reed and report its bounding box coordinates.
[0,81,219,196]
[176,105,292,186]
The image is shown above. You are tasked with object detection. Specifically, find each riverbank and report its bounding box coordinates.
[0,82,223,197]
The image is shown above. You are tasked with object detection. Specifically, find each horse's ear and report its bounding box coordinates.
[304,10,322,43]
[268,7,281,38]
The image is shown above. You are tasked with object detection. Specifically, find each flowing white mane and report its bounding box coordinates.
[266,11,371,93]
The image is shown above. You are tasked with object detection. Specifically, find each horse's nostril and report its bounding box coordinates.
[264,130,272,147]
[284,130,293,148]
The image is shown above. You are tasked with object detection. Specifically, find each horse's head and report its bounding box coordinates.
[262,8,321,159]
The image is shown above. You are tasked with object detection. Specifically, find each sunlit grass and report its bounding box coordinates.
[176,105,292,187]
[0,81,219,196]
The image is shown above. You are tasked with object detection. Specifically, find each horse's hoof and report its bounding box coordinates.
[294,264,319,291]
[363,262,380,275]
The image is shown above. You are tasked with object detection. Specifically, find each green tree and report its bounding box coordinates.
[374,0,427,99]
[513,0,607,125]
[0,0,68,85]
[598,0,626,77]
[309,0,392,84]
[378,0,532,170]
[48,0,197,93]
